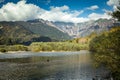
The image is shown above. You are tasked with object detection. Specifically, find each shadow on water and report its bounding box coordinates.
[0,50,109,80]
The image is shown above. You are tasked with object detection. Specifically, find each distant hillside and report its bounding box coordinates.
[0,21,71,45]
[0,22,52,45]
[16,19,71,40]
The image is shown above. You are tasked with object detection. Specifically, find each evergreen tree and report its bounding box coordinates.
[112,1,120,21]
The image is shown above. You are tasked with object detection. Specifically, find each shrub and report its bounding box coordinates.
[0,48,7,52]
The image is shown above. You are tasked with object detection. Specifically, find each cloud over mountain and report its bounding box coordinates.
[88,13,111,20]
[0,0,111,23]
[0,0,45,21]
[38,5,87,23]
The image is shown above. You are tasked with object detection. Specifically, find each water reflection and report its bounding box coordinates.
[0,50,109,80]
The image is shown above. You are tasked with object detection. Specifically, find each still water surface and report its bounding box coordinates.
[0,50,109,80]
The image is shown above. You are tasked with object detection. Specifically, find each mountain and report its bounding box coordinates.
[0,22,52,45]
[0,20,71,45]
[0,18,117,45]
[52,22,76,36]
[50,19,116,38]
[16,20,71,40]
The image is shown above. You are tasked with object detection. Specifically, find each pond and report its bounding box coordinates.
[0,50,109,80]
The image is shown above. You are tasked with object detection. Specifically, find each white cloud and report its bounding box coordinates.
[87,5,99,10]
[107,0,120,6]
[102,9,113,15]
[50,5,69,11]
[0,0,112,23]
[107,0,120,11]
[71,10,84,17]
[0,1,86,23]
[103,9,111,13]
[39,6,86,23]
[0,0,46,21]
[88,13,111,20]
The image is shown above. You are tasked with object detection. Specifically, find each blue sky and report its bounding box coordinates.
[0,0,119,23]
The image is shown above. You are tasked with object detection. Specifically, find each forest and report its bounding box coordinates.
[89,4,120,79]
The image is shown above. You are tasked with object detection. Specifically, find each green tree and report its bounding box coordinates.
[90,27,120,80]
[5,38,12,45]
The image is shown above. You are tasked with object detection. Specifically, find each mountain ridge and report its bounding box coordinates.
[48,19,116,38]
[0,21,71,45]
[0,18,118,46]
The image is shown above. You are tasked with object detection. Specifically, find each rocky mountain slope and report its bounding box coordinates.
[50,19,116,38]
